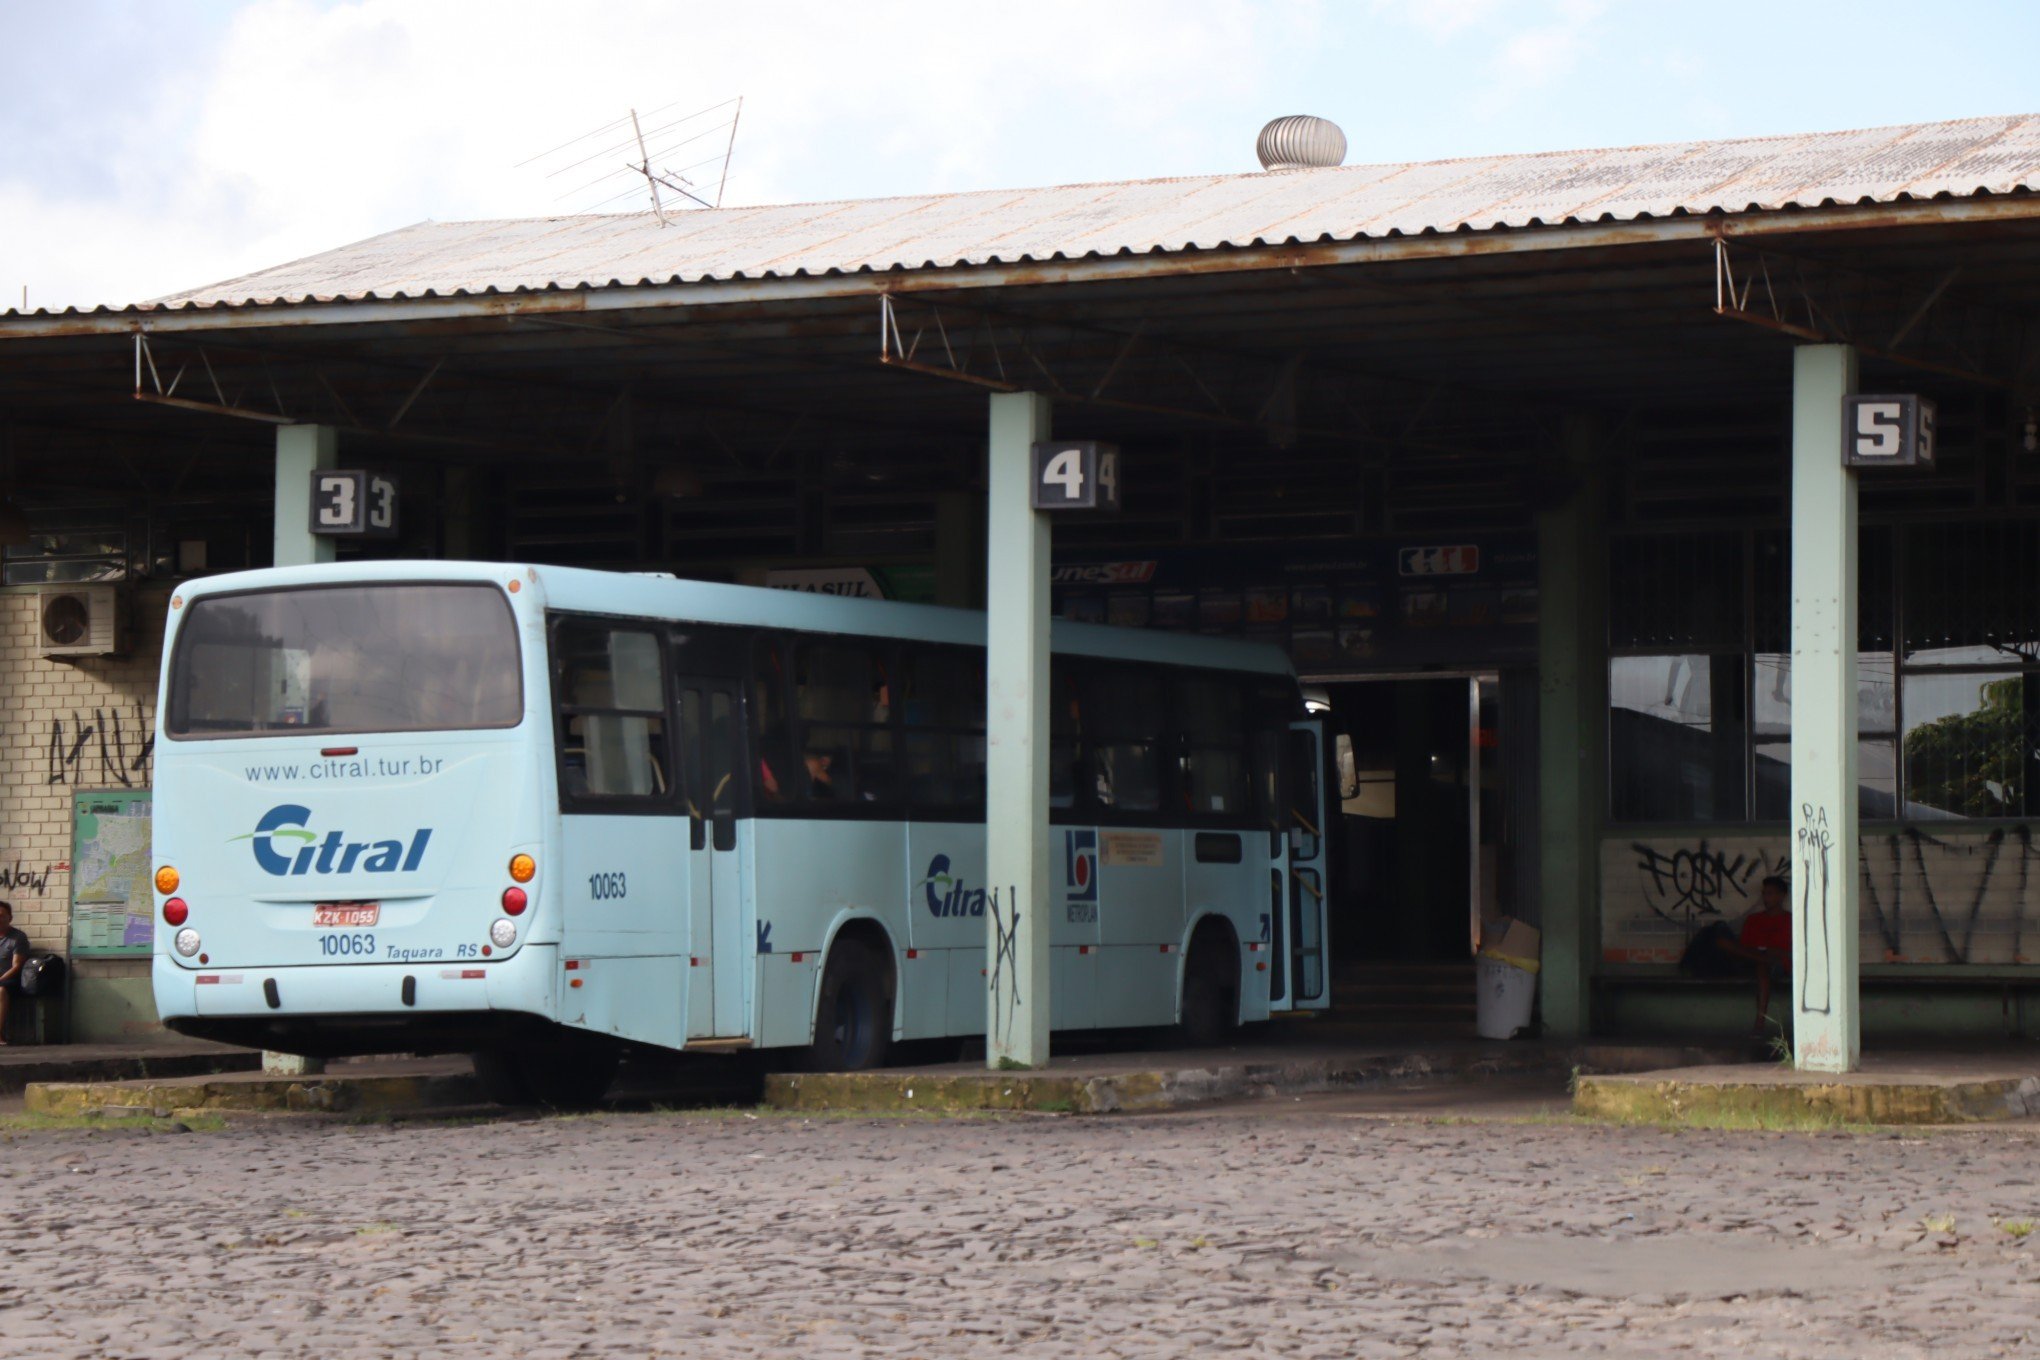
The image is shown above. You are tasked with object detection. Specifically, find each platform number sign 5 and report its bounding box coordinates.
[310,470,401,537]
[1842,395,1936,470]
[1030,441,1122,514]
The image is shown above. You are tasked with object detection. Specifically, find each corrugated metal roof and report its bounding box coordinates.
[35,113,2040,317]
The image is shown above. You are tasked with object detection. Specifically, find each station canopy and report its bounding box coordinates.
[3,113,2039,557]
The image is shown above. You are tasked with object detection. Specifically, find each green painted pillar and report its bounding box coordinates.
[1535,414,1606,1039]
[1789,344,1860,1073]
[984,391,1052,1068]
[274,424,338,568]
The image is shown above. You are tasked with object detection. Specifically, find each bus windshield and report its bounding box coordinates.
[166,582,522,738]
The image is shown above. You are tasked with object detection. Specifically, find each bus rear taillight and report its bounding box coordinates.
[502,887,528,916]
[508,854,536,884]
[155,866,180,894]
[163,898,189,926]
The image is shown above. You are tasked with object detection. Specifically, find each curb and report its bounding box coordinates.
[1573,1071,2040,1126]
[25,1069,482,1118]
[0,1051,264,1097]
[761,1044,1680,1115]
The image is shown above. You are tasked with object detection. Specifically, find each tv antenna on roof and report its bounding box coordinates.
[517,96,743,223]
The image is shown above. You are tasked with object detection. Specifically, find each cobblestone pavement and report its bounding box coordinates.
[3,1094,2038,1358]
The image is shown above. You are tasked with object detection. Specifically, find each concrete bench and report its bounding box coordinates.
[1591,966,2040,1039]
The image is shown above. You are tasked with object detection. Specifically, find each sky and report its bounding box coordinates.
[2,0,2037,311]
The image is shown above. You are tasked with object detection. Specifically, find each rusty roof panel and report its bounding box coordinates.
[20,114,2040,318]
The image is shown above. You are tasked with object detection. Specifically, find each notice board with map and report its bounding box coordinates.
[70,789,154,957]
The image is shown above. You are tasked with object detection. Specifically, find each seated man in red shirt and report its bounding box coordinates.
[1721,875,1792,1037]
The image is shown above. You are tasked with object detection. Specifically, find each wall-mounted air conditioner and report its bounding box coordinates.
[36,585,124,659]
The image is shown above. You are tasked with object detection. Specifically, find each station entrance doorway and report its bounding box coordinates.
[1318,673,1511,995]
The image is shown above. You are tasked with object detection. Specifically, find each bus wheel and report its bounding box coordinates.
[809,939,893,1071]
[1179,938,1239,1049]
[471,1042,618,1109]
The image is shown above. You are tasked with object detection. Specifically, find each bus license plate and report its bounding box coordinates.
[312,903,380,928]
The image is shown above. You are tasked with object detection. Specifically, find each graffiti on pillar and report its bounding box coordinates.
[987,885,1021,1045]
[46,704,154,787]
[1796,804,1834,1015]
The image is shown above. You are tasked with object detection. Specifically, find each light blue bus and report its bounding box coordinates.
[150,561,1329,1103]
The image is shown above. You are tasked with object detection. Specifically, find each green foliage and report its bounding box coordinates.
[1903,675,2028,816]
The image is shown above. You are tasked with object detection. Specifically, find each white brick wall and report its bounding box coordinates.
[0,585,171,957]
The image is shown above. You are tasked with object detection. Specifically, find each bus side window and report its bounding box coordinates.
[1175,674,1249,819]
[555,620,672,803]
[1084,663,1163,813]
[1050,661,1081,812]
[752,637,793,803]
[900,646,985,817]
[795,641,895,804]
[1250,683,1290,832]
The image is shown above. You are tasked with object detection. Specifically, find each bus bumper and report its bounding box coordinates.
[152,947,560,1056]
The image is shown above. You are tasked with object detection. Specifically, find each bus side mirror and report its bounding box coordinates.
[1335,733,1359,802]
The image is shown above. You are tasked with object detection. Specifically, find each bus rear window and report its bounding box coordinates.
[167,583,522,738]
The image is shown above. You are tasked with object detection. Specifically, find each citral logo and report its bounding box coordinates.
[921,854,988,919]
[233,804,433,877]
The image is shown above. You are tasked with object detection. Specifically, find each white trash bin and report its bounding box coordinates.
[1475,954,1537,1040]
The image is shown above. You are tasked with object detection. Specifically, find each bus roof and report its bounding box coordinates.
[174,560,1297,679]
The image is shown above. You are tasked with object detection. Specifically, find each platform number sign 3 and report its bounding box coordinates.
[1031,441,1122,513]
[1842,395,1936,469]
[310,470,401,537]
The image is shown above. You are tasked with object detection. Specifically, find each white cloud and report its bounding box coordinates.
[5,0,1309,310]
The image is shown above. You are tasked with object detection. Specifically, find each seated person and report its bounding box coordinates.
[0,901,27,1045]
[1721,874,1792,1037]
[759,749,837,800]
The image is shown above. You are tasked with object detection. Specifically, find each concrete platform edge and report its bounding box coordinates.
[759,1042,1704,1115]
[1573,1072,2040,1126]
[0,1050,264,1097]
[26,1070,481,1117]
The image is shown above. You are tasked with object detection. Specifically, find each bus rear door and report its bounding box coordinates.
[677,679,749,1039]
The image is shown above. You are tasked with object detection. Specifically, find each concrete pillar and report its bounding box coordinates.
[984,391,1052,1068]
[1789,344,1861,1073]
[266,424,334,1076]
[273,424,338,568]
[1535,414,1606,1039]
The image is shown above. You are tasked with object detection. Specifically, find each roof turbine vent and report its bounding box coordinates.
[1256,115,1347,171]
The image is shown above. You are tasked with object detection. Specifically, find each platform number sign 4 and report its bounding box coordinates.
[1842,395,1936,469]
[310,470,401,537]
[1031,441,1122,514]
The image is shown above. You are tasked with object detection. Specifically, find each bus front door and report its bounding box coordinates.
[680,681,748,1039]
[1270,720,1331,1011]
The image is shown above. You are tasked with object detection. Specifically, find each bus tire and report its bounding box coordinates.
[809,938,893,1072]
[1179,937,1239,1049]
[472,1042,618,1109]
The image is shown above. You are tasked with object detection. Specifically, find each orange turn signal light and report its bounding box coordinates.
[508,854,536,884]
[155,865,180,895]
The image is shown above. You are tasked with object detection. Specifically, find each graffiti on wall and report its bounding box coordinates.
[1605,825,2040,966]
[46,703,154,787]
[1628,840,1785,930]
[0,860,60,895]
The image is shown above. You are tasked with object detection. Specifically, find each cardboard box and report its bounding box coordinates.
[1479,917,1541,973]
